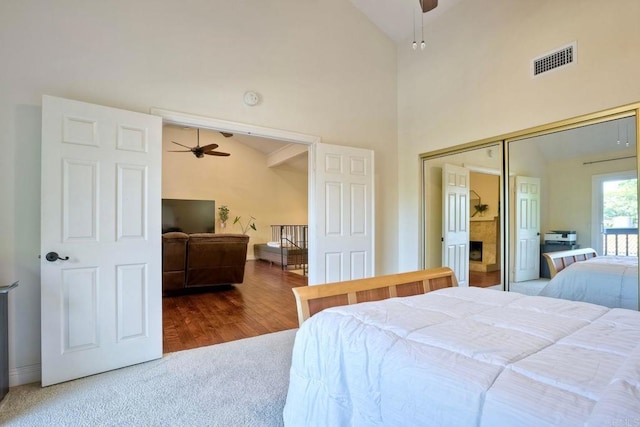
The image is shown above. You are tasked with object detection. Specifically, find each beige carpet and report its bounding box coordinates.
[0,329,297,426]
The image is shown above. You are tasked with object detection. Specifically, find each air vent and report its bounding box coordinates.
[532,42,576,77]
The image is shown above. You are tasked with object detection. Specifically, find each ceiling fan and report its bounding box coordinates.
[420,0,437,13]
[169,128,231,158]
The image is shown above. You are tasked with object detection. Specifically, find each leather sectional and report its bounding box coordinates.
[162,232,249,294]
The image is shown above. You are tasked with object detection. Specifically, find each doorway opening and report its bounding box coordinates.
[155,109,316,353]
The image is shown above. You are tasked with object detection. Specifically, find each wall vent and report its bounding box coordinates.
[532,42,576,77]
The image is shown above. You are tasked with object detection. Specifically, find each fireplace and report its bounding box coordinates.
[470,241,483,261]
[469,218,500,272]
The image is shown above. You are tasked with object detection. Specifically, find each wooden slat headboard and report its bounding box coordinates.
[542,247,598,279]
[291,267,458,326]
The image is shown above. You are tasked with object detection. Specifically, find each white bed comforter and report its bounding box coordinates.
[539,256,638,309]
[283,287,640,426]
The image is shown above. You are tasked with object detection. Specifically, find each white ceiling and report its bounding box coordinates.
[232,133,309,171]
[348,0,464,44]
[523,117,637,162]
[165,2,636,170]
[165,125,308,171]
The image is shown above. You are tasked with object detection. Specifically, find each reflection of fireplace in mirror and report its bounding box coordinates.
[470,241,483,261]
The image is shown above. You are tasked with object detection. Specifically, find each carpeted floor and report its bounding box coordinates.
[0,329,297,427]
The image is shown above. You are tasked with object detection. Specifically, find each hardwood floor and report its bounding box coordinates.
[162,262,501,353]
[162,260,306,354]
[469,269,501,288]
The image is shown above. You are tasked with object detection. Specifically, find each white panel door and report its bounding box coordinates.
[41,95,162,386]
[308,143,374,285]
[442,164,469,287]
[513,176,541,282]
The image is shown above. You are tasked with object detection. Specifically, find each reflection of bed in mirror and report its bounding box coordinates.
[541,248,638,309]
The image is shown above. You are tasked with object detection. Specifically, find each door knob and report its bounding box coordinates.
[45,252,69,262]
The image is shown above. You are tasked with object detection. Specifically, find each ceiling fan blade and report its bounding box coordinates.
[171,141,193,150]
[220,132,233,138]
[200,143,219,151]
[205,151,231,157]
[167,150,192,152]
[420,0,437,13]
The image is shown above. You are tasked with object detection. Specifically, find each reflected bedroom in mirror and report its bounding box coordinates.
[422,145,503,290]
[507,115,638,308]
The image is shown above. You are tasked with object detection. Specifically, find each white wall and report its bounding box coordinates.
[0,0,398,385]
[398,0,640,272]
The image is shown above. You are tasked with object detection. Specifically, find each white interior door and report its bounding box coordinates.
[442,164,469,287]
[513,176,541,282]
[41,95,162,386]
[308,143,374,285]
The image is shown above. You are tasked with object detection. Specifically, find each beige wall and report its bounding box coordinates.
[162,127,308,257]
[470,172,499,220]
[0,0,398,385]
[398,0,640,271]
[547,150,636,249]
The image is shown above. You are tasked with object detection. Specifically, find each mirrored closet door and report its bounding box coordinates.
[421,103,640,310]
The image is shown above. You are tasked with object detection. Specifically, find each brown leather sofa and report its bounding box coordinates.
[162,232,249,294]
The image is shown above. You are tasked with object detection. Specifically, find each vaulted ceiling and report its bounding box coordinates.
[348,0,464,43]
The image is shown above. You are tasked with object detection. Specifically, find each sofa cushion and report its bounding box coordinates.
[162,232,189,272]
[186,234,249,287]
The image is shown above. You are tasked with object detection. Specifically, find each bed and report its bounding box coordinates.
[283,268,640,426]
[254,225,307,271]
[540,247,638,309]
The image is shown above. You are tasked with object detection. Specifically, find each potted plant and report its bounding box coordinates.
[218,205,229,229]
[233,215,257,234]
[475,203,489,217]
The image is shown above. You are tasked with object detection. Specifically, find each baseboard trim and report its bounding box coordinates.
[10,363,40,387]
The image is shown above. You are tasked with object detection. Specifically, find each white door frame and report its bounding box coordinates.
[441,164,470,287]
[513,176,541,282]
[150,108,320,147]
[41,96,163,386]
[309,143,375,285]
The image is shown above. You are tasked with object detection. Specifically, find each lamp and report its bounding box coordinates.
[412,0,426,50]
[420,0,425,50]
[412,7,417,49]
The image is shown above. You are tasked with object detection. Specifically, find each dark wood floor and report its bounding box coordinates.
[162,262,501,353]
[162,260,306,354]
[469,269,501,288]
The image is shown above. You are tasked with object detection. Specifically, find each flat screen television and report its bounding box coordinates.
[162,199,215,234]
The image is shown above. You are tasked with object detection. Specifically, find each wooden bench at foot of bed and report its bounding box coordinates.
[542,247,597,279]
[292,267,458,326]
